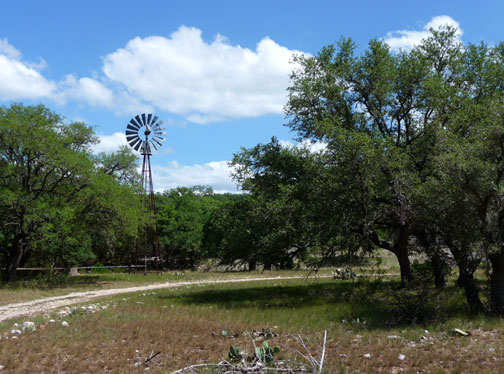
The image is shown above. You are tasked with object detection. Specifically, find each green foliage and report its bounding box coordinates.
[157,186,236,269]
[228,345,241,360]
[0,103,145,282]
[230,25,504,314]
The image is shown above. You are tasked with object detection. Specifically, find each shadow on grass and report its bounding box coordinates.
[159,279,470,329]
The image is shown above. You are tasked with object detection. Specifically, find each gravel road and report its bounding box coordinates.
[0,275,325,323]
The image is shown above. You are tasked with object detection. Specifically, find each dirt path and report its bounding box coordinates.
[0,275,330,323]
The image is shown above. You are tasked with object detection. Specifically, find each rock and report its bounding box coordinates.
[363,353,371,358]
[10,330,21,335]
[398,353,406,361]
[61,321,69,327]
[12,323,18,327]
[489,347,495,352]
[0,364,5,370]
[49,319,55,324]
[387,335,399,339]
[22,322,36,332]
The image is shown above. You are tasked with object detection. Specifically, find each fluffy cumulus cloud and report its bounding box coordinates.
[0,38,56,100]
[59,75,115,108]
[0,28,303,123]
[152,160,237,193]
[102,26,305,123]
[92,132,129,153]
[384,15,463,51]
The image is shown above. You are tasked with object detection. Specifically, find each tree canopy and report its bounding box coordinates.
[0,103,145,281]
[231,26,504,313]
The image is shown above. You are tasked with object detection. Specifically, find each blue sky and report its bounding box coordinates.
[2,1,503,192]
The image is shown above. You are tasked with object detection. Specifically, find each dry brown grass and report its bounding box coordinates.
[1,278,503,373]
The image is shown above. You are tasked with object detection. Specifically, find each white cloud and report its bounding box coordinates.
[384,15,463,51]
[60,75,115,107]
[279,139,327,153]
[0,29,305,123]
[92,132,128,153]
[0,38,56,100]
[102,26,305,123]
[152,160,238,193]
[0,38,21,59]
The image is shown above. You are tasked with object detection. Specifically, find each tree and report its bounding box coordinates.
[233,26,504,314]
[230,138,365,270]
[0,103,145,281]
[157,186,225,269]
[0,104,97,281]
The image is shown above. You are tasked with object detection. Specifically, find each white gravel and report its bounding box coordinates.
[0,275,327,323]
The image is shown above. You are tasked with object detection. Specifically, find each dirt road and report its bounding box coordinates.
[0,275,328,323]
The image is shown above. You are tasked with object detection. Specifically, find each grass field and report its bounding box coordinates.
[1,274,503,373]
[0,268,335,306]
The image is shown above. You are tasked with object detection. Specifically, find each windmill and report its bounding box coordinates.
[125,114,166,273]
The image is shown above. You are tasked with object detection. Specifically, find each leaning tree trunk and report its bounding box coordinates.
[489,251,504,315]
[457,267,485,313]
[392,226,412,285]
[370,226,412,285]
[449,243,484,313]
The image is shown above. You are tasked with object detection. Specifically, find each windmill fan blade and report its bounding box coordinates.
[141,113,147,126]
[129,137,140,148]
[147,113,152,125]
[135,115,143,128]
[149,140,158,151]
[151,115,159,124]
[154,131,167,136]
[153,136,165,142]
[126,135,138,142]
[129,119,141,129]
[127,124,139,132]
[125,130,137,136]
[152,138,162,147]
[134,140,142,152]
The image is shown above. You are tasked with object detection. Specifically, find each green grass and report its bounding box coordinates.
[0,268,335,305]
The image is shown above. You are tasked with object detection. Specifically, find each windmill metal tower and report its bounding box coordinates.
[125,114,166,273]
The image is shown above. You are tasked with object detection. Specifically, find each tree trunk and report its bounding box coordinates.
[392,226,412,285]
[263,262,272,271]
[370,226,412,285]
[248,259,257,271]
[457,267,485,313]
[431,252,446,289]
[5,244,24,283]
[489,251,504,315]
[393,246,412,285]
